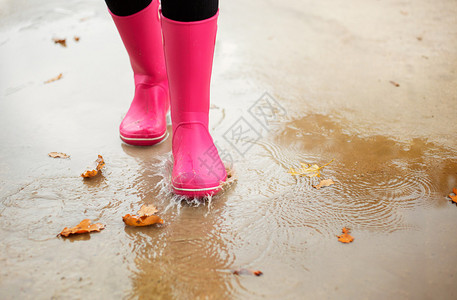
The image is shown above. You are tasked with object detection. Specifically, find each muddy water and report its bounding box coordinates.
[1,0,457,299]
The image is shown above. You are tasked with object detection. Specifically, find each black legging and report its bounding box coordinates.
[105,0,218,21]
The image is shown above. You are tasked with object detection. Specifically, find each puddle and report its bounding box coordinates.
[1,0,457,299]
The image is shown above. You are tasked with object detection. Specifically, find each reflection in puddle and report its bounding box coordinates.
[121,142,237,298]
[1,0,457,296]
[257,114,450,233]
[1,113,456,298]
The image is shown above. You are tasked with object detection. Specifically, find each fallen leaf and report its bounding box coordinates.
[53,38,67,47]
[82,169,98,177]
[232,269,263,276]
[289,159,334,178]
[123,204,163,227]
[337,227,354,243]
[44,73,63,84]
[448,187,457,204]
[123,214,164,227]
[74,36,80,42]
[81,155,105,178]
[137,204,158,217]
[389,80,400,87]
[313,179,335,189]
[48,152,70,159]
[95,155,105,170]
[59,219,105,237]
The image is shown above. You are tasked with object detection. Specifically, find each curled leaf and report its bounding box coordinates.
[81,170,98,177]
[232,269,263,276]
[448,187,457,204]
[123,204,163,227]
[53,38,67,47]
[44,73,63,84]
[81,155,105,178]
[289,159,334,178]
[95,155,105,170]
[48,152,70,159]
[123,214,163,227]
[59,219,105,237]
[337,227,354,243]
[313,179,335,189]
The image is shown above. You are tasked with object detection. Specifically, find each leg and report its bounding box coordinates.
[161,0,227,197]
[105,0,152,16]
[162,0,218,22]
[106,0,169,146]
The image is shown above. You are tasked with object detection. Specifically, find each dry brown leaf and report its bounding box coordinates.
[44,73,63,84]
[137,204,158,217]
[289,159,334,178]
[389,80,400,87]
[53,38,67,47]
[337,227,354,243]
[95,155,105,170]
[81,169,98,177]
[123,204,163,227]
[313,179,335,190]
[59,219,105,237]
[232,269,263,276]
[448,187,457,204]
[74,36,80,42]
[81,155,105,178]
[48,152,70,159]
[123,214,164,227]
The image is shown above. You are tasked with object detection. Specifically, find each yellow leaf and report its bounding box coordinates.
[289,159,334,177]
[313,179,335,189]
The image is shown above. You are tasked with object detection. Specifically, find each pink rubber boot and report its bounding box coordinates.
[109,0,169,146]
[161,12,227,197]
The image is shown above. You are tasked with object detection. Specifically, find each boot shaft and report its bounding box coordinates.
[161,12,218,131]
[109,0,167,85]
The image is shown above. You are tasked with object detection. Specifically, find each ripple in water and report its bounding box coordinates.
[150,152,237,212]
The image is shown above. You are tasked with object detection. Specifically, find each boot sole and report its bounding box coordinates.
[172,184,223,197]
[120,131,168,146]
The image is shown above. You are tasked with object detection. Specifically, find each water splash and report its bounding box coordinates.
[150,152,237,213]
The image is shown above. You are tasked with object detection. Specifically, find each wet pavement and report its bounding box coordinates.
[1,0,457,299]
